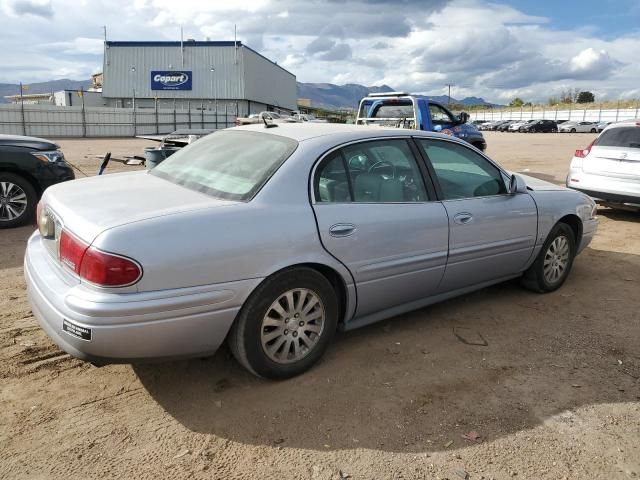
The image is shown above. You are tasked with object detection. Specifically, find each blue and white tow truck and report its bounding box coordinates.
[356,92,486,151]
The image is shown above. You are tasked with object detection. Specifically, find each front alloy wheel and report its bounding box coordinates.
[543,236,570,285]
[521,223,576,292]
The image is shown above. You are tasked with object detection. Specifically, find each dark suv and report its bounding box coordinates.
[0,135,74,228]
[521,120,558,133]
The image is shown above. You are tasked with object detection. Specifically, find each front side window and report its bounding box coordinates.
[315,139,429,203]
[429,104,455,126]
[151,131,297,201]
[418,139,507,200]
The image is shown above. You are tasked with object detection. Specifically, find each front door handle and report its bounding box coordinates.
[453,212,473,225]
[329,223,356,237]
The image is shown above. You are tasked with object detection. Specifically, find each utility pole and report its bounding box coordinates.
[446,84,453,106]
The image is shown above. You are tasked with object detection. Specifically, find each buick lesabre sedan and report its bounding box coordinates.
[26,124,598,379]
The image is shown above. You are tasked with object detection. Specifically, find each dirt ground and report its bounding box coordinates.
[1,132,639,480]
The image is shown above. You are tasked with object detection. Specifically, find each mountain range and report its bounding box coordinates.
[297,83,498,109]
[0,78,497,109]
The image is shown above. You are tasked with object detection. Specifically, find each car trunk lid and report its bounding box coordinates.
[584,146,640,180]
[40,170,239,249]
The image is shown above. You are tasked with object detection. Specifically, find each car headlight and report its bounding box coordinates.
[31,150,65,163]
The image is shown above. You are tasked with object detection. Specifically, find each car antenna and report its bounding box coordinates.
[262,116,278,129]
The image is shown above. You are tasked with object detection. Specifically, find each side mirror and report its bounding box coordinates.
[457,112,470,125]
[509,174,527,194]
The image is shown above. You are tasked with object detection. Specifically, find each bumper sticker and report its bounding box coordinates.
[62,319,92,341]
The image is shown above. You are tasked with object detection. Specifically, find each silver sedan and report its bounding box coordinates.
[25,124,598,379]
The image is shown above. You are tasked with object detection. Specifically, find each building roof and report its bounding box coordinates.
[105,40,294,77]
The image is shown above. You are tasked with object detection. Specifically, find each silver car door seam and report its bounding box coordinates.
[307,148,359,323]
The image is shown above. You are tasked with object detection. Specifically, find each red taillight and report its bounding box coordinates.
[574,140,595,158]
[59,230,89,274]
[79,248,141,287]
[59,229,141,287]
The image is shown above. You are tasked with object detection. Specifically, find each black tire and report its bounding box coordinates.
[551,128,558,133]
[0,172,37,229]
[227,267,339,379]
[521,223,576,293]
[570,128,576,133]
[590,128,597,133]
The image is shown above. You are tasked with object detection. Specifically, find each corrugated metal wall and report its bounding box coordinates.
[0,104,237,137]
[242,48,297,110]
[103,43,244,100]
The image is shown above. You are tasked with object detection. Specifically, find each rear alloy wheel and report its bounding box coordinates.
[570,128,576,133]
[551,128,558,133]
[0,173,37,229]
[228,267,338,379]
[590,128,597,133]
[521,223,576,293]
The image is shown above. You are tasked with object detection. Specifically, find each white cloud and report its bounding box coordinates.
[0,0,636,104]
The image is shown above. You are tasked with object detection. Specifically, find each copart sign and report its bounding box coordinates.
[151,71,192,90]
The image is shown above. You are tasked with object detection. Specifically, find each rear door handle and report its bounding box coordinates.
[329,223,356,237]
[453,212,473,225]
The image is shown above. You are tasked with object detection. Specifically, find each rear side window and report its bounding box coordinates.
[151,131,297,201]
[595,127,640,149]
[315,139,429,203]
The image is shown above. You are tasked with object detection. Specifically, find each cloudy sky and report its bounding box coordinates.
[1,0,639,103]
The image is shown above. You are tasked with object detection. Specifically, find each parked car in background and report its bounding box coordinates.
[235,111,299,126]
[508,120,536,132]
[567,120,640,210]
[26,124,597,379]
[521,120,558,133]
[559,121,598,133]
[596,121,612,132]
[0,134,74,228]
[294,113,327,123]
[482,120,509,131]
[497,120,518,132]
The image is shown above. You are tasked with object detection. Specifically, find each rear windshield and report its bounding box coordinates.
[151,130,298,201]
[595,127,640,149]
[358,100,414,119]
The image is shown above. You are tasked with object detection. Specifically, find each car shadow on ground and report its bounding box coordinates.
[597,207,640,223]
[134,247,640,453]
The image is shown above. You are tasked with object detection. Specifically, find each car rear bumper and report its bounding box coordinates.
[567,169,640,206]
[25,232,260,364]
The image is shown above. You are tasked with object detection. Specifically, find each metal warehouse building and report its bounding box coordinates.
[101,40,297,114]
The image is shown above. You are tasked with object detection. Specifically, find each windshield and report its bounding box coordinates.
[595,127,640,149]
[151,130,298,201]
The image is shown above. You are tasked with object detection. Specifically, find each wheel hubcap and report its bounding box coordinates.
[260,288,325,364]
[543,235,570,284]
[0,182,28,222]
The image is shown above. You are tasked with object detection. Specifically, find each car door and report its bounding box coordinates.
[427,103,456,133]
[311,138,449,319]
[415,138,538,292]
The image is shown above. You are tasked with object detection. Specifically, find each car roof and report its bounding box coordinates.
[601,119,640,132]
[230,123,471,144]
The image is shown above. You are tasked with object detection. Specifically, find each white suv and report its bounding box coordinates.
[567,120,640,210]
